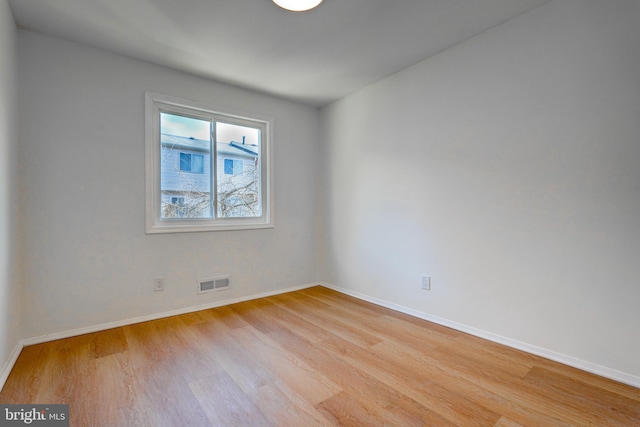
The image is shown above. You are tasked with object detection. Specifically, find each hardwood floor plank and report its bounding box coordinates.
[248,383,331,426]
[1,286,638,426]
[293,289,535,384]
[370,339,573,426]
[189,371,272,427]
[231,325,342,405]
[76,352,136,427]
[320,335,503,426]
[199,305,252,330]
[160,318,225,384]
[363,314,532,380]
[300,286,460,338]
[292,286,390,320]
[524,366,640,425]
[122,320,177,370]
[265,327,402,409]
[132,363,210,427]
[271,292,383,348]
[537,361,640,401]
[192,321,272,394]
[90,327,128,358]
[384,395,460,427]
[240,297,331,343]
[493,416,525,427]
[35,335,94,405]
[315,390,396,426]
[0,342,51,403]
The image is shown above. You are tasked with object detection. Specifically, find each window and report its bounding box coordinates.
[180,152,204,173]
[223,158,243,175]
[145,92,272,233]
[169,196,186,218]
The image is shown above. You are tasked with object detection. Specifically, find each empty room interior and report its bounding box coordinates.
[1,0,639,425]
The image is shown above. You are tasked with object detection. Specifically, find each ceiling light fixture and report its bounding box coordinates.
[272,0,323,12]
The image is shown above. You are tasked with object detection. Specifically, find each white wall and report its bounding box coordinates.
[320,0,640,380]
[0,0,20,383]
[18,30,321,339]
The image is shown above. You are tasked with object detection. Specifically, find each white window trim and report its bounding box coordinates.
[145,91,274,233]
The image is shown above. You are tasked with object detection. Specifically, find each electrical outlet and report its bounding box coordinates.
[154,277,165,292]
[421,275,431,290]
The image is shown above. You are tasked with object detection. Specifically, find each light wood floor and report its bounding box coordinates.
[1,286,639,426]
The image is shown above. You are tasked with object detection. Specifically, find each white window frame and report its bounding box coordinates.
[145,91,273,233]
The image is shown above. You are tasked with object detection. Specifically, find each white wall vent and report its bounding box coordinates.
[197,275,230,294]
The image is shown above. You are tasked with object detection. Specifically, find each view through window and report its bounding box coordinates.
[160,113,262,219]
[146,92,271,233]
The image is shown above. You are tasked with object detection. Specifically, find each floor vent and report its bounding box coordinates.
[198,276,230,294]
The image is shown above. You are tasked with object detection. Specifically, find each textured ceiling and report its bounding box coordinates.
[9,0,552,107]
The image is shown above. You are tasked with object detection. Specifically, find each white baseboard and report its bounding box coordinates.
[319,282,640,389]
[0,341,23,392]
[22,283,318,346]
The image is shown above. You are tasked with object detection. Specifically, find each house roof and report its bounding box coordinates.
[161,134,258,157]
[161,134,209,151]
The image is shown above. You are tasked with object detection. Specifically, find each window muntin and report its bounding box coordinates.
[146,92,272,233]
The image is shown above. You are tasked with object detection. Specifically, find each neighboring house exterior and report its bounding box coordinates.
[160,134,259,218]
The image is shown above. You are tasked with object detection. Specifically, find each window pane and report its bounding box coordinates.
[224,158,233,175]
[179,152,191,171]
[191,154,204,173]
[233,159,243,175]
[216,122,261,218]
[160,112,212,219]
